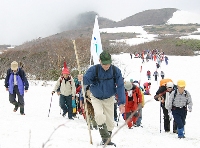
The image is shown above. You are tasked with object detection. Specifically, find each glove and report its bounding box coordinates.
[168,112,172,121]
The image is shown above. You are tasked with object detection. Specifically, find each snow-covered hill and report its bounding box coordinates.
[167,10,200,24]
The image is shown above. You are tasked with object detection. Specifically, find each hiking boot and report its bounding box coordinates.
[68,117,74,120]
[98,123,110,140]
[100,139,116,147]
[13,106,18,112]
[178,135,185,139]
[20,106,25,115]
[98,123,115,145]
[62,111,68,117]
[93,126,98,130]
[173,130,177,134]
[12,101,18,112]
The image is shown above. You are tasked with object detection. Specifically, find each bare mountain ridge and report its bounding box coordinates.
[62,8,178,31]
[46,8,179,41]
[115,8,178,26]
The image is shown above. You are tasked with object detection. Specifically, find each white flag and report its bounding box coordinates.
[90,15,103,65]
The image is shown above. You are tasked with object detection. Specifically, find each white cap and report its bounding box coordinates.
[166,82,173,88]
[124,81,133,91]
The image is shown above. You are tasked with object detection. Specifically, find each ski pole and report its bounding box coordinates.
[160,103,162,133]
[76,96,79,119]
[48,94,53,117]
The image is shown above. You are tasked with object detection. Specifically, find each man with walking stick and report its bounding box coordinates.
[78,50,125,146]
[154,81,177,133]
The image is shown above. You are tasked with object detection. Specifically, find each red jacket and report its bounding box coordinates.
[76,85,82,94]
[147,71,151,76]
[124,86,142,127]
[125,86,142,113]
[143,82,150,89]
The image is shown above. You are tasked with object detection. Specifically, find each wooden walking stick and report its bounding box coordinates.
[72,40,93,144]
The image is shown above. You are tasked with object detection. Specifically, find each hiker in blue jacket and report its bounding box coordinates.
[167,80,193,138]
[165,56,169,65]
[5,61,29,115]
[78,50,125,146]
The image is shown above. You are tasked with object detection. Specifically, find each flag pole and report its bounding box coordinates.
[139,65,142,85]
[72,40,93,144]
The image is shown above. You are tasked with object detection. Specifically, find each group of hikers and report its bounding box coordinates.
[130,48,169,65]
[4,50,192,146]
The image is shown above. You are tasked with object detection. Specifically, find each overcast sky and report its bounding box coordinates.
[1,0,200,45]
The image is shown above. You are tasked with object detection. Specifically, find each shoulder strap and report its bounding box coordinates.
[60,76,64,86]
[95,64,99,78]
[174,89,177,98]
[60,76,72,86]
[69,76,72,85]
[184,90,187,97]
[17,68,24,81]
[174,89,187,98]
[112,65,116,84]
[95,64,99,82]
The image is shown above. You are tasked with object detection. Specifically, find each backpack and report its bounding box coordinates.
[171,89,188,107]
[60,75,72,86]
[174,89,188,98]
[160,78,173,87]
[8,68,24,82]
[95,64,116,84]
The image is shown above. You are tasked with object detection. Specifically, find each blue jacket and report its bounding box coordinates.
[83,64,125,105]
[5,68,29,95]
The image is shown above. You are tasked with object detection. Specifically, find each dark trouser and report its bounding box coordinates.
[9,85,24,106]
[147,75,151,80]
[59,94,73,118]
[114,102,118,120]
[154,75,158,81]
[172,107,187,129]
[162,104,177,131]
[9,86,25,114]
[161,75,164,79]
[136,108,142,126]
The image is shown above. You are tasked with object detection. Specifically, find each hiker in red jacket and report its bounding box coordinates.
[124,81,142,129]
[147,70,151,80]
[143,82,151,95]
